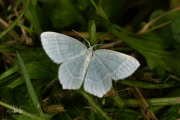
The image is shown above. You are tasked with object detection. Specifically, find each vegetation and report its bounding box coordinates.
[0,0,180,119]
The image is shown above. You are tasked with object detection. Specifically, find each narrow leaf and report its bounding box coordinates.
[16,51,46,119]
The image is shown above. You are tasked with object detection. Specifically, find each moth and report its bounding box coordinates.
[41,32,140,97]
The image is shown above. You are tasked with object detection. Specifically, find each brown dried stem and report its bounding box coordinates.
[137,7,180,34]
[131,87,158,120]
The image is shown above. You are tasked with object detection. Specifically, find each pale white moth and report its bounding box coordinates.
[41,32,140,97]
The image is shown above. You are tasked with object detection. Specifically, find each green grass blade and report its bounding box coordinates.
[124,97,180,107]
[119,80,176,89]
[6,77,25,88]
[0,65,19,80]
[0,0,30,39]
[78,90,111,120]
[90,0,109,21]
[16,51,46,120]
[17,23,34,33]
[0,101,44,120]
[23,1,42,36]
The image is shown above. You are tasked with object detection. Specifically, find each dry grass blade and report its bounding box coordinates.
[131,87,158,120]
[137,7,180,34]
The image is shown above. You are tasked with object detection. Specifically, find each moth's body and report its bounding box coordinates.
[86,48,93,62]
[41,32,140,97]
[82,48,93,80]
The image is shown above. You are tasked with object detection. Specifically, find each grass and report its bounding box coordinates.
[0,0,180,120]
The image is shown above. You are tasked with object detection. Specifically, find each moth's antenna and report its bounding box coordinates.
[92,44,104,49]
[72,30,91,47]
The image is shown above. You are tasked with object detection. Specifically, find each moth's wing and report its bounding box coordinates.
[59,54,86,89]
[95,49,140,81]
[41,32,87,64]
[84,54,112,98]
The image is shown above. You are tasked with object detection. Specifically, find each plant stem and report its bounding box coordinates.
[119,80,176,89]
[131,87,158,120]
[0,101,44,120]
[123,97,180,107]
[90,0,109,21]
[137,21,171,35]
[137,7,180,34]
[78,90,111,120]
[111,88,125,108]
[170,75,180,81]
[88,19,97,46]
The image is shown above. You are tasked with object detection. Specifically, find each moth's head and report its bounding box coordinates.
[89,44,104,50]
[72,30,104,50]
[88,46,94,51]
